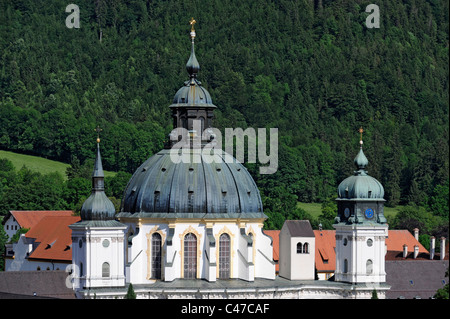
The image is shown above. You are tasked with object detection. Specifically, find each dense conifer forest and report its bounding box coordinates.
[0,0,448,237]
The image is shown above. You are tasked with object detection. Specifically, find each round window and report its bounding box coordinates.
[102,239,110,248]
[367,238,373,247]
[343,238,348,246]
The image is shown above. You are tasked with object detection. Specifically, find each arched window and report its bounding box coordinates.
[366,259,373,275]
[102,262,110,278]
[151,233,162,279]
[184,233,197,279]
[303,242,309,254]
[296,242,303,254]
[219,233,231,279]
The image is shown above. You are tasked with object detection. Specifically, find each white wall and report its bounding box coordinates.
[5,234,69,271]
[334,224,387,284]
[126,220,275,284]
[3,217,20,241]
[279,224,315,281]
[71,225,126,289]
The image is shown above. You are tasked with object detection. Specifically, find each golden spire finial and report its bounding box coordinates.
[358,127,364,146]
[189,17,196,32]
[95,125,102,143]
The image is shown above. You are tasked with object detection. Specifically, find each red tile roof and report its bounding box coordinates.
[26,216,80,261]
[385,229,428,253]
[8,210,74,230]
[263,230,280,261]
[263,230,280,272]
[314,230,336,272]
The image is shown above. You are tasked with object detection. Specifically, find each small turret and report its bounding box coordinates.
[80,126,116,221]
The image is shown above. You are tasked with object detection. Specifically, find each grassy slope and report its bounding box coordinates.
[0,150,116,179]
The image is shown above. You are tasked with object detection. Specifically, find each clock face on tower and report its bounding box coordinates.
[365,208,374,219]
[344,208,350,218]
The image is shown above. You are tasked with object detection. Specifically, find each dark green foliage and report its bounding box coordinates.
[125,283,136,299]
[390,205,448,249]
[0,157,130,217]
[434,268,449,299]
[318,197,337,230]
[0,226,8,271]
[428,180,449,219]
[0,0,448,233]
[371,289,378,299]
[0,165,68,215]
[9,227,29,244]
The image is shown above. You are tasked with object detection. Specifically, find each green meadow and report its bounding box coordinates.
[0,150,116,180]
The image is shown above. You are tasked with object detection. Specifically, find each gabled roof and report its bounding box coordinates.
[4,210,74,229]
[282,220,314,237]
[26,215,80,261]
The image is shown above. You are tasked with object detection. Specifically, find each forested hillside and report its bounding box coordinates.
[0,0,448,231]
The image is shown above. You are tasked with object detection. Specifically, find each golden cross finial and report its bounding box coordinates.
[359,127,364,146]
[189,17,196,32]
[95,125,102,143]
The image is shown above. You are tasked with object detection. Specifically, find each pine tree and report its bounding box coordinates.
[371,289,378,299]
[125,283,136,299]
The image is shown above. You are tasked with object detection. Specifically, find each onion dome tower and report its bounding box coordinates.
[69,128,126,292]
[335,127,387,225]
[116,19,274,284]
[168,17,216,144]
[118,20,264,220]
[333,128,388,284]
[80,130,116,221]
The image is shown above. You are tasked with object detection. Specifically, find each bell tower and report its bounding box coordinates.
[69,128,127,291]
[333,128,388,284]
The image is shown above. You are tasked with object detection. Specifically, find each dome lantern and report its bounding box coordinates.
[169,19,216,142]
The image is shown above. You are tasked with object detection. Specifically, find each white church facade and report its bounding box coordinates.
[68,22,390,299]
[120,218,275,284]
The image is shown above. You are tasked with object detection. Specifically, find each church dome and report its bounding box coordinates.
[337,147,384,200]
[170,80,215,109]
[118,26,264,220]
[118,149,264,218]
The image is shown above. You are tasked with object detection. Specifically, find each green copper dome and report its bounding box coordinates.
[169,27,216,110]
[337,147,384,200]
[118,22,264,220]
[118,149,264,219]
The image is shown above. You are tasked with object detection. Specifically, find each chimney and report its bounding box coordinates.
[440,237,446,260]
[413,228,419,241]
[403,244,408,259]
[414,245,419,259]
[430,236,435,260]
